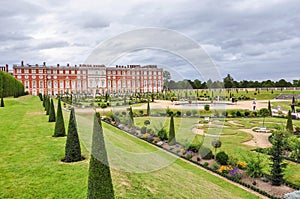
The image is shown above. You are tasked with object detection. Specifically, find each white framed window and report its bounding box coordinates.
[47,81,51,88]
[25,75,28,79]
[39,81,43,88]
[25,81,29,89]
[71,70,75,74]
[122,79,126,88]
[17,69,21,73]
[17,75,21,79]
[39,69,43,74]
[59,70,63,74]
[60,81,64,88]
[32,80,36,88]
[54,81,58,88]
[127,80,131,87]
[66,81,70,88]
[72,81,75,88]
[102,80,105,87]
[25,69,28,74]
[77,81,81,88]
[118,80,121,88]
[108,81,111,87]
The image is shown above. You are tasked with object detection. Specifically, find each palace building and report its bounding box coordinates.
[12,61,163,95]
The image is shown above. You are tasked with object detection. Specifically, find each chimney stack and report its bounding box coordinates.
[43,62,46,66]
[21,61,24,66]
[57,64,59,67]
[67,63,69,67]
[5,64,8,72]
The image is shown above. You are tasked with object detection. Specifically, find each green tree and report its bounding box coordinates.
[223,74,234,88]
[63,108,82,162]
[268,100,272,116]
[147,100,150,116]
[168,114,176,145]
[286,110,293,132]
[42,94,46,107]
[259,108,270,127]
[45,96,50,115]
[163,71,171,90]
[53,98,66,137]
[48,99,56,122]
[87,113,115,199]
[211,139,222,159]
[269,131,287,186]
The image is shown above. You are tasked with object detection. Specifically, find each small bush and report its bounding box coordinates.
[204,104,210,111]
[186,110,192,116]
[203,162,209,167]
[100,102,107,108]
[141,126,147,134]
[158,128,168,140]
[199,147,213,160]
[144,120,150,125]
[216,151,229,165]
[176,111,181,117]
[192,110,198,116]
[236,110,242,117]
[244,111,250,117]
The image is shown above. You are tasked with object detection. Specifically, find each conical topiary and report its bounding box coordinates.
[147,100,150,116]
[0,97,4,107]
[63,108,82,162]
[43,95,46,107]
[128,106,134,127]
[286,110,293,132]
[53,98,66,137]
[87,113,115,199]
[168,114,176,145]
[48,99,56,122]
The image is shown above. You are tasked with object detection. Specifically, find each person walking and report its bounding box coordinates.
[252,98,256,111]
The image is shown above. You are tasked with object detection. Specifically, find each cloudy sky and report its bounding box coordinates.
[1,0,299,81]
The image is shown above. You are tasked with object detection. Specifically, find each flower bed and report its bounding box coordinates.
[101,117,297,199]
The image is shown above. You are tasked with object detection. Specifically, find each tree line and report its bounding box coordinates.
[165,73,300,89]
[0,71,24,98]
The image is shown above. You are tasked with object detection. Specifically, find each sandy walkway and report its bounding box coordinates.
[240,128,272,148]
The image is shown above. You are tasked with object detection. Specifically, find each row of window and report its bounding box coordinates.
[107,70,162,75]
[16,69,86,75]
[107,80,161,88]
[24,80,87,89]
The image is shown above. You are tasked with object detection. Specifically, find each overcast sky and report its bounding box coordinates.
[1,0,299,81]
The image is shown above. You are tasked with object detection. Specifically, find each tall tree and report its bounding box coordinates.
[286,110,293,132]
[163,71,171,90]
[48,99,56,122]
[87,113,115,199]
[269,131,286,186]
[168,114,176,145]
[223,74,234,88]
[53,98,66,137]
[63,108,82,162]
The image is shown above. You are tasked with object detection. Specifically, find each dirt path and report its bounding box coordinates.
[240,128,272,148]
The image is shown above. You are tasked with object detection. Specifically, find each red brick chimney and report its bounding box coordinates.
[5,64,8,72]
[43,62,46,66]
[21,60,24,66]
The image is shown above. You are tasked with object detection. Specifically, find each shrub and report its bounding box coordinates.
[199,147,213,160]
[192,109,198,116]
[216,151,229,165]
[53,98,66,137]
[203,162,209,167]
[244,111,250,117]
[100,102,107,108]
[139,110,144,116]
[176,111,181,117]
[230,110,236,117]
[185,151,193,160]
[144,120,150,125]
[87,114,114,198]
[186,110,192,116]
[236,110,242,117]
[63,108,82,162]
[237,161,247,169]
[168,115,176,145]
[158,128,168,141]
[141,126,147,134]
[204,104,210,111]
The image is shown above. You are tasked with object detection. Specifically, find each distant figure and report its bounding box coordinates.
[291,103,295,113]
[277,104,281,111]
[252,98,256,111]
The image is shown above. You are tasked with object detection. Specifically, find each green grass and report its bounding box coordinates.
[0,96,260,199]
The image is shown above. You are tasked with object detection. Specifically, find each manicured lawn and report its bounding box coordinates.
[0,96,260,198]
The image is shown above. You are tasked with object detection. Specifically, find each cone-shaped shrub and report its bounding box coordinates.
[38,93,43,101]
[128,106,134,127]
[87,113,115,199]
[53,98,66,137]
[0,97,4,107]
[168,114,176,145]
[268,100,272,116]
[63,108,82,162]
[43,95,46,107]
[147,100,150,116]
[286,110,293,132]
[48,99,56,122]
